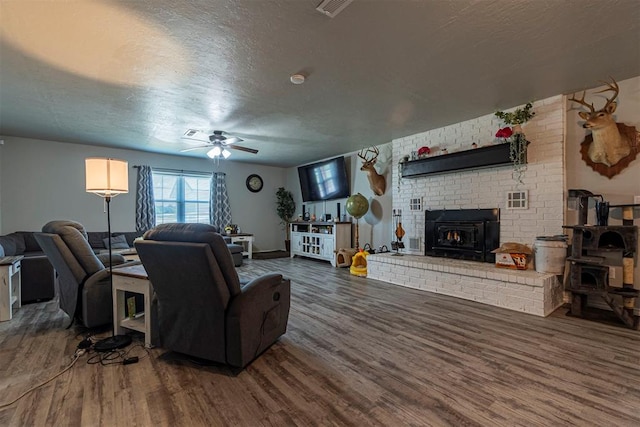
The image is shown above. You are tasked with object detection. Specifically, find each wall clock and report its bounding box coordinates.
[246,174,263,192]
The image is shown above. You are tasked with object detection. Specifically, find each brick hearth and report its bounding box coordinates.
[367,253,564,317]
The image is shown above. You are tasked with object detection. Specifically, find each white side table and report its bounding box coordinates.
[112,263,154,348]
[229,233,254,259]
[0,256,23,322]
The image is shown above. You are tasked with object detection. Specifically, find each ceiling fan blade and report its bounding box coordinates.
[229,145,258,154]
[223,136,243,145]
[180,136,209,144]
[180,145,210,152]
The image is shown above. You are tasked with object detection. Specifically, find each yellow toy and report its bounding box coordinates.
[350,249,369,277]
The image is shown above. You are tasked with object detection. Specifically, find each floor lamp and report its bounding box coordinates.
[85,157,131,351]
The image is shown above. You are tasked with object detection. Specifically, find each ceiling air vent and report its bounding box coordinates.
[316,0,354,18]
[184,129,199,137]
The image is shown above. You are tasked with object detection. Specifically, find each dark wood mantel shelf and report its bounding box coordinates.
[400,143,524,178]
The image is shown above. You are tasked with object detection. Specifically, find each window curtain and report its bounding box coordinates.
[135,165,156,232]
[210,172,232,231]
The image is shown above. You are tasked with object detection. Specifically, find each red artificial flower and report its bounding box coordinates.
[495,127,513,138]
[417,146,431,156]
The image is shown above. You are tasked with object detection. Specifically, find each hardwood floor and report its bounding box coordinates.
[1,257,639,426]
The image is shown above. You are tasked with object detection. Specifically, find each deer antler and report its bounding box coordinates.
[358,146,379,162]
[568,91,595,113]
[596,77,619,111]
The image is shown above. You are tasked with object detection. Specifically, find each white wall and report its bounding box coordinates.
[392,95,566,254]
[0,136,287,251]
[285,143,393,250]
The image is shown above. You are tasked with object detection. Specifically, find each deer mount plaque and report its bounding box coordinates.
[569,78,639,179]
[580,123,639,179]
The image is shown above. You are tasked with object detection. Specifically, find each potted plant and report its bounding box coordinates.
[495,102,535,184]
[276,187,296,252]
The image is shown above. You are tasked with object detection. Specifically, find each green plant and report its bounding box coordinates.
[495,102,535,185]
[495,102,535,125]
[276,187,296,239]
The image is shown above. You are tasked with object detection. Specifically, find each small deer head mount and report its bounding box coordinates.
[569,78,638,178]
[358,146,386,196]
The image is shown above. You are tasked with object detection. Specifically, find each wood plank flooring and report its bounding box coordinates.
[1,257,639,426]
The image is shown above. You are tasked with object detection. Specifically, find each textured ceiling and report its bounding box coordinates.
[1,0,639,167]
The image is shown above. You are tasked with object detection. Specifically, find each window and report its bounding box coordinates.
[152,170,211,224]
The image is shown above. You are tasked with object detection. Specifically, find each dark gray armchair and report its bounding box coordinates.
[35,220,126,328]
[135,223,290,368]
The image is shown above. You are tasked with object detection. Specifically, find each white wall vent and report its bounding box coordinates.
[409,237,421,251]
[409,198,422,211]
[316,0,354,18]
[506,190,528,210]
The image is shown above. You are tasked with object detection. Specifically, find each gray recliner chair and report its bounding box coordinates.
[135,223,290,368]
[35,220,126,328]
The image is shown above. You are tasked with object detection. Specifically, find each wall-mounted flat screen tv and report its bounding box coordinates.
[298,156,350,202]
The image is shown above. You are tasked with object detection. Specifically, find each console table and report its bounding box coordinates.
[0,256,23,321]
[290,222,352,266]
[112,263,154,347]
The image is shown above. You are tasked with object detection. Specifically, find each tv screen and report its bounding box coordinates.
[298,156,350,202]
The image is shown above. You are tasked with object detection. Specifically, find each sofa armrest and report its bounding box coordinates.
[225,274,291,367]
[96,253,126,267]
[84,268,111,287]
[20,255,55,302]
[80,269,112,328]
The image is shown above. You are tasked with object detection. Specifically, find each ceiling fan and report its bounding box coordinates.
[180,130,258,158]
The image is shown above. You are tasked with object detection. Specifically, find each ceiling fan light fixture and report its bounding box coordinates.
[290,73,305,85]
[222,148,232,159]
[207,146,222,158]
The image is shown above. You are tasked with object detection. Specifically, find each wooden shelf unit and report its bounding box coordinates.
[290,222,352,267]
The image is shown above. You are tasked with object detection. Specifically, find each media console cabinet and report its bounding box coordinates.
[290,221,352,267]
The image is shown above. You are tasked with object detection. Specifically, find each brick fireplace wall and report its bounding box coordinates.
[391,95,565,253]
[366,95,567,317]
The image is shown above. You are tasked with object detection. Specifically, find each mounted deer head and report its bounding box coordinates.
[569,78,631,167]
[358,146,386,196]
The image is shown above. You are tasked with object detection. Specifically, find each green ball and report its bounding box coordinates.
[345,193,369,219]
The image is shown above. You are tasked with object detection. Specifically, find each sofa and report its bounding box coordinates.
[85,229,244,266]
[0,226,244,304]
[0,231,56,303]
[0,230,144,304]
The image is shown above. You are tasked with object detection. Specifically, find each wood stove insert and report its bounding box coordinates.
[425,209,500,263]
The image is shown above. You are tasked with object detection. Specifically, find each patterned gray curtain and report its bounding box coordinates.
[135,165,156,232]
[210,172,232,230]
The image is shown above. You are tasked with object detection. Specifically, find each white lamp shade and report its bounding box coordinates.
[207,146,222,158]
[85,158,129,196]
[222,148,231,159]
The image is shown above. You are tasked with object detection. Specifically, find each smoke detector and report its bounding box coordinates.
[290,74,306,85]
[316,0,354,18]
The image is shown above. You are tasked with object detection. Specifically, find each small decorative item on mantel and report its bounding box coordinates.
[495,102,535,185]
[471,142,478,149]
[417,146,431,159]
[440,148,448,155]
